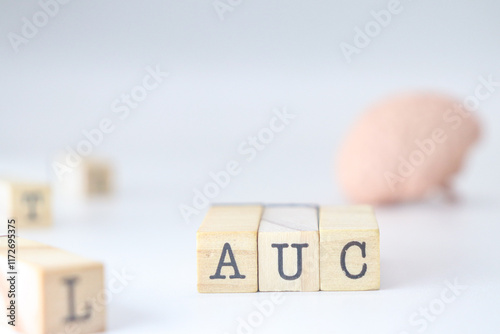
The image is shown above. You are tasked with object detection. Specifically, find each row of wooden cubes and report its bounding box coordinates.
[197,205,380,292]
[0,158,113,228]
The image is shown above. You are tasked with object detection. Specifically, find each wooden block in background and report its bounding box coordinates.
[319,205,380,291]
[84,159,112,196]
[258,205,319,292]
[57,157,113,198]
[0,238,105,334]
[197,205,263,293]
[0,181,52,228]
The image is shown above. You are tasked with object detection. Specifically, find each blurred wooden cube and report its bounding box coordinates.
[197,205,263,293]
[84,159,112,196]
[0,180,52,228]
[319,205,380,291]
[0,238,106,334]
[258,205,319,292]
[59,158,113,198]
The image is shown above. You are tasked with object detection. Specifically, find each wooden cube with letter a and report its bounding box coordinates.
[0,180,52,228]
[319,205,380,291]
[197,205,263,293]
[0,238,105,334]
[258,205,319,292]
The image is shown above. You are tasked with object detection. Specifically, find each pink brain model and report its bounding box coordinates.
[336,93,481,204]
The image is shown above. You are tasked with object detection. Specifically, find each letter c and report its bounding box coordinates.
[340,241,367,279]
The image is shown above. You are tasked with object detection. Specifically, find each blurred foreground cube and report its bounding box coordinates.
[0,180,52,228]
[0,238,106,334]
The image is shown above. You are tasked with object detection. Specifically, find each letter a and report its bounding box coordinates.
[209,243,245,279]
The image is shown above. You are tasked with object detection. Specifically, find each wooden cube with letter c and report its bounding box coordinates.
[319,205,380,291]
[197,205,263,293]
[0,238,106,334]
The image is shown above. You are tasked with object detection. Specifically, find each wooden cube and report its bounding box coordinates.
[0,180,52,228]
[258,205,319,292]
[197,205,263,293]
[319,205,380,291]
[85,159,112,196]
[0,238,106,334]
[58,157,113,198]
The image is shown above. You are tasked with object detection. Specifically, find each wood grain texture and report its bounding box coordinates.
[0,180,52,228]
[258,205,319,292]
[0,238,106,334]
[319,205,380,291]
[197,205,263,293]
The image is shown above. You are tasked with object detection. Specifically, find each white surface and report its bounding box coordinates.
[9,190,500,334]
[1,0,500,333]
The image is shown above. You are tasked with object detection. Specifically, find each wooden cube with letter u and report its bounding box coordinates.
[197,205,263,293]
[0,238,106,334]
[319,206,380,291]
[258,205,320,292]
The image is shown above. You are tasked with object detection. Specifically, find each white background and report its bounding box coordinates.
[1,0,500,333]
